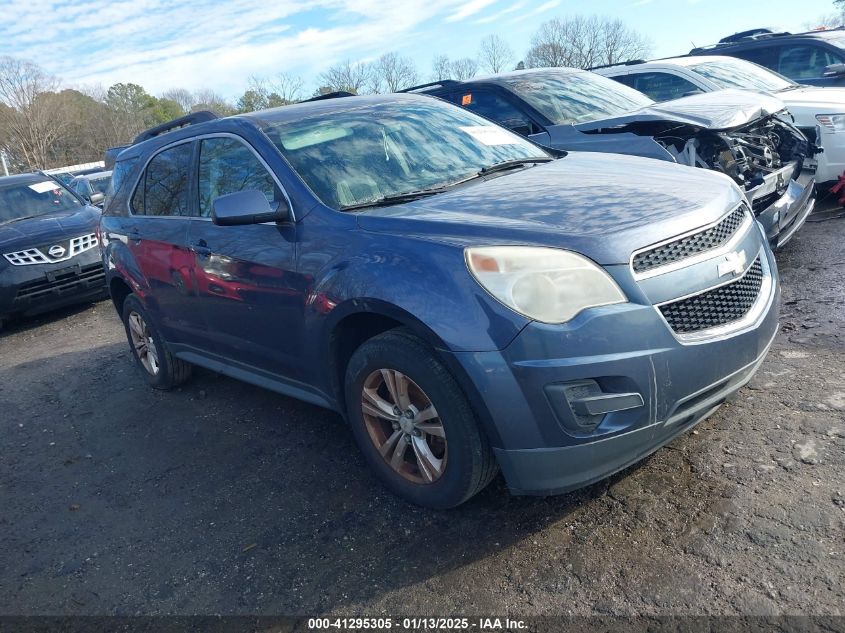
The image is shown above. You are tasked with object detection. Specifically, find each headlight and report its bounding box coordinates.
[815,114,845,132]
[465,246,626,323]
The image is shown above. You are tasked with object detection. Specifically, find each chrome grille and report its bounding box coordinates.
[3,232,99,266]
[658,257,764,334]
[633,206,747,274]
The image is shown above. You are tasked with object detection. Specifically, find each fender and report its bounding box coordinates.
[319,297,505,447]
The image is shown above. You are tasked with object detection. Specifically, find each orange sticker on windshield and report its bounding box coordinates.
[461,94,472,106]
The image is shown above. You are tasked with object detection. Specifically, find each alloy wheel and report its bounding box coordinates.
[361,369,447,484]
[128,311,160,376]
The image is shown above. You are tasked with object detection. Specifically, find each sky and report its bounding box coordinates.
[1,0,838,100]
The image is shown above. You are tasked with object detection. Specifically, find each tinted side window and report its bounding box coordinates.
[133,143,193,216]
[197,137,278,217]
[733,46,780,71]
[610,74,638,89]
[777,45,843,80]
[110,157,138,196]
[629,72,701,101]
[453,90,540,134]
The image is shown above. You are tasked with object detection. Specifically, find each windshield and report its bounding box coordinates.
[262,100,550,210]
[691,59,796,92]
[0,179,81,224]
[499,69,654,125]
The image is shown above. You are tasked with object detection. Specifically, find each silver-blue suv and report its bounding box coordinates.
[100,95,780,508]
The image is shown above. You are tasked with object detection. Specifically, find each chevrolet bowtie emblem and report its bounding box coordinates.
[718,251,747,278]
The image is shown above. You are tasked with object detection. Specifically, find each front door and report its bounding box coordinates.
[186,135,305,379]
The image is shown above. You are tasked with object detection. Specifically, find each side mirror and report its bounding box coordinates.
[824,63,845,76]
[89,192,105,206]
[211,189,290,226]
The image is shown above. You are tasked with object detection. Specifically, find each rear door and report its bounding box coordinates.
[124,141,206,346]
[185,134,304,378]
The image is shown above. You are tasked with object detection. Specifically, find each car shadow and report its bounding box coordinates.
[0,299,108,339]
[0,341,655,615]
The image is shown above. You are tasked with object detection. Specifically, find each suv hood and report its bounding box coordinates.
[356,153,744,265]
[779,85,845,108]
[576,89,786,132]
[0,206,100,254]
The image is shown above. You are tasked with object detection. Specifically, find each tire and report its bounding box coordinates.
[344,328,498,509]
[121,293,192,390]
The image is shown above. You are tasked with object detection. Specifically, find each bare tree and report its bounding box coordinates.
[318,60,371,94]
[191,89,236,116]
[431,55,452,81]
[160,88,194,114]
[478,35,514,74]
[369,53,419,93]
[251,73,305,104]
[0,57,70,170]
[525,15,652,70]
[450,57,479,81]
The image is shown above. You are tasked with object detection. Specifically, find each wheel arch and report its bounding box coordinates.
[325,299,503,447]
[109,275,133,317]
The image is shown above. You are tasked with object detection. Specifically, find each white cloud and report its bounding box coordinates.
[445,0,498,22]
[1,0,478,96]
[474,1,526,24]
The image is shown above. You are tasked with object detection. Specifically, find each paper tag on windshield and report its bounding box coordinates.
[29,181,59,194]
[460,126,524,146]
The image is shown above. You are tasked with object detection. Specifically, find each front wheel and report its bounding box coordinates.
[121,294,192,390]
[344,329,497,509]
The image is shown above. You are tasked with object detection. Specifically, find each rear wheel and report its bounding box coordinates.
[121,294,191,389]
[344,329,497,509]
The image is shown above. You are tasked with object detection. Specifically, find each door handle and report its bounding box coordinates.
[191,239,211,257]
[127,227,141,243]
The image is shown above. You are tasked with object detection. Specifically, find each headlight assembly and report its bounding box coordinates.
[815,114,845,132]
[465,246,626,324]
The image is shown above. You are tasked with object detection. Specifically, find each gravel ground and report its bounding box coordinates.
[0,204,843,618]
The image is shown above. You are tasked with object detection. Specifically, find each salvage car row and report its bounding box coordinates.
[2,29,845,508]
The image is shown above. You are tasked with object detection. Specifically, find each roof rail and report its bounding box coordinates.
[133,110,218,145]
[398,79,460,93]
[717,28,790,44]
[303,91,356,102]
[589,59,646,71]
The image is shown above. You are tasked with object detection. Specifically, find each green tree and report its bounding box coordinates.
[236,88,267,113]
[147,97,184,125]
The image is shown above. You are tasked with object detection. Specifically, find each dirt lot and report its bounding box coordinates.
[1,203,843,618]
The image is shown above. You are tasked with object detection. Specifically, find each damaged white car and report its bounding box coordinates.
[410,68,817,249]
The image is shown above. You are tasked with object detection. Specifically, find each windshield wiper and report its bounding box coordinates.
[339,187,448,211]
[338,157,555,211]
[479,157,554,175]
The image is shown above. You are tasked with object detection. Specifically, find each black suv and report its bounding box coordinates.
[689,28,845,86]
[0,173,105,328]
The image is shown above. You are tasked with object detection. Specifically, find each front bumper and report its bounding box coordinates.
[751,173,816,250]
[452,245,780,496]
[0,249,106,320]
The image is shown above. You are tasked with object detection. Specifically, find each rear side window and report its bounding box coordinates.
[626,72,701,102]
[611,74,638,89]
[109,158,138,196]
[197,137,278,217]
[733,46,780,71]
[132,143,193,216]
[447,90,541,135]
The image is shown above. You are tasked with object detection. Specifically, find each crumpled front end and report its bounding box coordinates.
[652,114,817,249]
